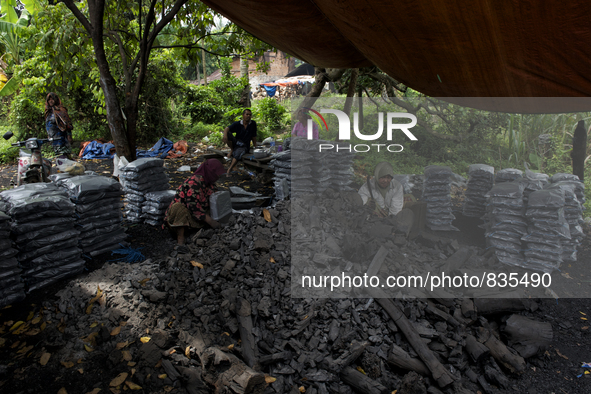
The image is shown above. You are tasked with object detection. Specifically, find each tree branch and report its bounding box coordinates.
[61,0,93,35]
[389,96,463,141]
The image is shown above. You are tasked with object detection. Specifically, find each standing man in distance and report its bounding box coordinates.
[223,109,258,175]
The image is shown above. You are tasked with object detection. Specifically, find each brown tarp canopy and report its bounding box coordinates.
[202,0,591,113]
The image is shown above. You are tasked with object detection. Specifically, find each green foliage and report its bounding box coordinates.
[135,51,186,143]
[181,121,219,142]
[252,97,287,139]
[180,84,224,124]
[0,125,19,164]
[210,75,248,107]
[8,90,44,139]
[207,130,224,146]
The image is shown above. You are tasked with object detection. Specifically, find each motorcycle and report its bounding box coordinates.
[2,131,53,186]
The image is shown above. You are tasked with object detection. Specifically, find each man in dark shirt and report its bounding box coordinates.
[223,109,258,175]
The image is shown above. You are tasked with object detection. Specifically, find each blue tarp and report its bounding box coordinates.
[136,137,174,158]
[262,85,277,97]
[81,140,116,160]
[81,137,175,160]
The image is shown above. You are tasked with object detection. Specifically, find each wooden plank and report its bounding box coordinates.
[242,160,272,172]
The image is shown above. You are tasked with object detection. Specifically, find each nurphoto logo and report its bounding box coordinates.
[304,108,418,152]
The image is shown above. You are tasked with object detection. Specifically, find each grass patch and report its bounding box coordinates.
[0,125,19,164]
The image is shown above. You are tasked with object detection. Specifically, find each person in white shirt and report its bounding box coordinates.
[358,161,416,236]
[358,161,404,217]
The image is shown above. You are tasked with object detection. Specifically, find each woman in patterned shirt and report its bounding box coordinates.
[164,159,226,245]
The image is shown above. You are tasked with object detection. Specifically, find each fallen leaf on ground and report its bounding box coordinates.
[85,389,101,394]
[25,328,41,336]
[556,349,569,359]
[40,352,51,366]
[77,368,84,374]
[125,381,142,390]
[116,342,129,350]
[265,376,276,383]
[110,372,128,387]
[61,361,74,368]
[158,374,167,379]
[58,388,67,394]
[127,362,136,367]
[84,344,94,353]
[263,209,271,222]
[9,321,24,332]
[122,351,132,361]
[191,261,204,269]
[17,345,33,354]
[140,337,150,343]
[110,326,121,336]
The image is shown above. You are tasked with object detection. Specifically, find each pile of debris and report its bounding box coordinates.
[33,194,557,394]
[252,84,304,101]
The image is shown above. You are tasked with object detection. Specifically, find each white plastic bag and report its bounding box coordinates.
[56,158,85,175]
[113,154,129,177]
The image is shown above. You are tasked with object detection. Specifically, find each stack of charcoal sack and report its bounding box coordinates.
[119,158,169,223]
[522,188,569,272]
[59,175,127,257]
[0,184,83,292]
[290,138,355,197]
[483,182,528,269]
[142,190,176,226]
[545,174,585,263]
[269,150,291,200]
[519,169,549,203]
[423,165,457,230]
[463,164,495,217]
[0,201,24,307]
[494,168,523,183]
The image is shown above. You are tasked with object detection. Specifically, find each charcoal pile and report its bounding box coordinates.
[142,190,176,226]
[0,201,24,308]
[494,168,522,184]
[36,191,559,394]
[483,182,528,269]
[548,174,586,262]
[119,158,170,223]
[463,164,494,218]
[59,175,128,257]
[550,173,586,207]
[522,188,569,272]
[423,165,458,231]
[518,169,549,203]
[0,183,83,292]
[291,138,356,197]
[269,150,292,200]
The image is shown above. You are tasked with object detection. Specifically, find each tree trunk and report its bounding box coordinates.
[84,0,132,161]
[357,85,364,130]
[202,49,208,86]
[571,120,587,181]
[300,67,347,112]
[240,56,251,107]
[343,68,358,118]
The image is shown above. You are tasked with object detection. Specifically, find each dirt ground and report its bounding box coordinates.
[0,147,591,394]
